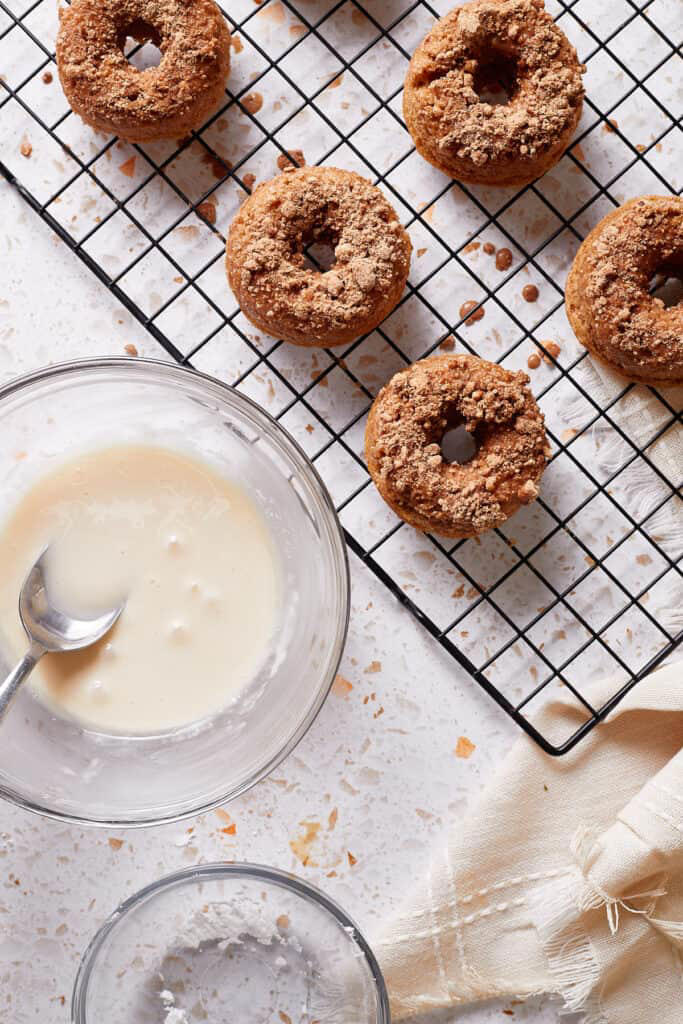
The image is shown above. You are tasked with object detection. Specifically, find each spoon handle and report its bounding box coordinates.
[0,646,44,722]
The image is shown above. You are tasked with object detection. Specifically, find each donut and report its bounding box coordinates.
[225,166,412,347]
[403,0,584,187]
[365,355,549,538]
[566,196,683,387]
[56,0,231,142]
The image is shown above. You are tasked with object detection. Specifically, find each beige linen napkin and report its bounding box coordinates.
[375,659,683,1023]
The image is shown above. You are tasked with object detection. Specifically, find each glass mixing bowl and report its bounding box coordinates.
[72,863,390,1024]
[0,358,349,825]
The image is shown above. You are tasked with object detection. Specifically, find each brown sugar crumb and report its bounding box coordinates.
[455,736,476,759]
[347,851,357,867]
[603,118,619,133]
[119,155,136,177]
[242,91,263,115]
[331,673,353,697]
[495,247,513,271]
[459,299,485,325]
[277,149,305,171]
[42,70,53,84]
[242,172,256,191]
[231,35,243,52]
[417,247,428,258]
[527,352,541,369]
[290,821,321,867]
[124,343,138,357]
[279,1014,292,1024]
[364,659,381,674]
[197,201,216,224]
[327,73,344,89]
[522,284,539,302]
[201,151,232,179]
[108,838,124,850]
[439,334,455,351]
[636,553,652,566]
[20,139,32,158]
[483,241,496,255]
[463,241,480,254]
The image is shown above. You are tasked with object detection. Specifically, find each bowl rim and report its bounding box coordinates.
[0,357,350,827]
[71,861,391,1024]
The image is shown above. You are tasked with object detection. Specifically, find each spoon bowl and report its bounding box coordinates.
[0,546,125,723]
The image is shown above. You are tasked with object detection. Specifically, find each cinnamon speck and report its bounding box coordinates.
[242,91,263,115]
[495,247,512,271]
[459,299,485,325]
[42,70,53,84]
[522,284,539,302]
[196,201,216,224]
[119,155,136,177]
[483,241,495,255]
[277,149,305,171]
[124,343,138,357]
[20,139,32,158]
[455,736,476,759]
[527,352,541,369]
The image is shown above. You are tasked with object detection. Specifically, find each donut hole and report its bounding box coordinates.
[473,52,518,106]
[119,19,163,71]
[300,225,339,273]
[649,267,683,309]
[441,424,479,465]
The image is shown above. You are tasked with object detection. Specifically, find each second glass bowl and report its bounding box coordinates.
[0,358,349,825]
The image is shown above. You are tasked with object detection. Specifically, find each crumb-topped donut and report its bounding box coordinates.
[226,166,412,347]
[366,355,549,538]
[403,0,584,186]
[56,0,231,142]
[566,196,683,387]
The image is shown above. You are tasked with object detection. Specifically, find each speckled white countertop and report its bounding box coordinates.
[0,178,580,1022]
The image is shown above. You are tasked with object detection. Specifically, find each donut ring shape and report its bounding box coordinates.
[365,355,549,538]
[566,195,683,387]
[56,0,231,142]
[225,166,412,348]
[403,0,584,187]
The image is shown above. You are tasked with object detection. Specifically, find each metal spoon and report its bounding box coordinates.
[0,547,125,722]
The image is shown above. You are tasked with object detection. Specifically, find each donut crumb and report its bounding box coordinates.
[277,150,305,171]
[20,139,32,158]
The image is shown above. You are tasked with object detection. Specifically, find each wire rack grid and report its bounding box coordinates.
[0,0,681,754]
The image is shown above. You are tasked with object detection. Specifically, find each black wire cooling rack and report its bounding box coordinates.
[0,0,681,754]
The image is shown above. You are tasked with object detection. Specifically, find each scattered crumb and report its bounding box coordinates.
[459,299,485,325]
[20,139,32,158]
[636,553,652,566]
[636,143,646,153]
[347,851,357,867]
[201,151,231,179]
[331,673,353,697]
[279,1014,292,1024]
[276,914,290,929]
[439,334,455,351]
[277,149,305,171]
[108,838,124,850]
[495,247,512,271]
[231,35,243,52]
[119,155,136,177]
[243,172,256,190]
[328,807,338,831]
[561,427,578,442]
[417,247,428,258]
[603,118,618,133]
[242,92,263,115]
[290,821,321,866]
[327,73,344,89]
[527,352,541,369]
[42,70,53,83]
[124,343,138,356]
[463,241,480,254]
[196,201,216,224]
[455,736,476,759]
[483,241,495,255]
[572,142,586,162]
[522,284,539,302]
[364,660,381,674]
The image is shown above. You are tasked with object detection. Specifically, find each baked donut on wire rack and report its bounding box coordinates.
[56,0,231,142]
[566,195,683,387]
[225,166,412,347]
[365,355,550,538]
[403,0,584,187]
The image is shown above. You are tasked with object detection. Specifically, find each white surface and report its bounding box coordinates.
[0,180,568,1022]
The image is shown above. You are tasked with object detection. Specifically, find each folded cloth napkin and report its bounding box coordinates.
[375,659,683,1023]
